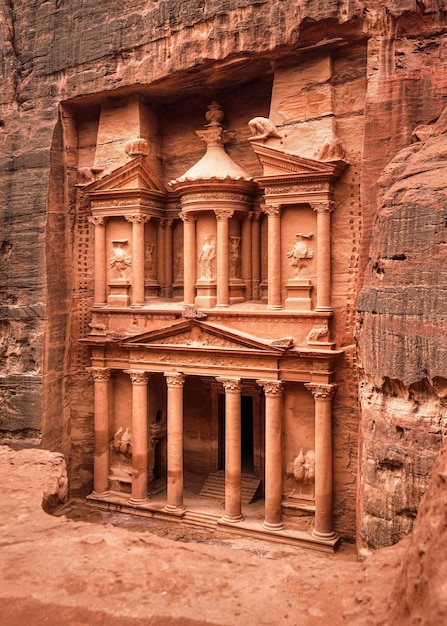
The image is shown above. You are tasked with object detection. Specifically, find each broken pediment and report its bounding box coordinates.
[119,319,293,354]
[81,155,169,198]
[250,142,347,180]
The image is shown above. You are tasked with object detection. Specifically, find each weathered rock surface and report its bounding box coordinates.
[0,446,403,626]
[390,438,447,625]
[357,125,447,550]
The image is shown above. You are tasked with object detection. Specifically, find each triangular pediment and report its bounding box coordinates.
[250,143,346,177]
[120,319,291,353]
[83,156,168,196]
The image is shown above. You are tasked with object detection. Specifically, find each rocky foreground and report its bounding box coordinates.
[2,445,444,626]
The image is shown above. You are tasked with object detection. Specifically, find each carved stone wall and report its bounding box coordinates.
[2,1,447,548]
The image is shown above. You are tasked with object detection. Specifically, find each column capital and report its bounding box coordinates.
[88,367,111,381]
[125,214,151,224]
[164,371,185,387]
[214,208,234,221]
[124,369,150,384]
[88,215,106,226]
[257,379,284,396]
[178,211,197,223]
[310,201,334,214]
[252,211,262,222]
[305,383,337,400]
[262,204,282,217]
[216,377,241,393]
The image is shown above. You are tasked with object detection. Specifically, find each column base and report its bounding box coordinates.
[164,503,186,516]
[262,520,284,531]
[314,306,333,313]
[312,528,336,541]
[130,303,145,309]
[267,304,282,311]
[90,490,110,499]
[128,496,149,505]
[222,513,244,524]
[92,303,107,308]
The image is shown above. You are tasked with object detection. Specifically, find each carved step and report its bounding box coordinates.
[199,471,262,504]
[183,510,220,530]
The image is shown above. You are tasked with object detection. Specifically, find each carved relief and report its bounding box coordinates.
[285,448,316,498]
[113,426,132,456]
[287,233,314,277]
[229,236,241,279]
[145,242,155,274]
[110,240,131,280]
[307,325,330,344]
[248,117,282,142]
[198,236,216,280]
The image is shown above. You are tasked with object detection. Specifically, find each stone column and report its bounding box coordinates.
[180,212,196,305]
[251,212,261,301]
[215,208,234,307]
[88,216,107,307]
[125,214,149,307]
[241,213,252,301]
[125,370,150,504]
[218,377,243,522]
[262,204,282,310]
[164,372,185,512]
[90,367,111,496]
[311,202,334,311]
[157,218,166,295]
[164,218,174,298]
[305,383,336,539]
[257,379,284,530]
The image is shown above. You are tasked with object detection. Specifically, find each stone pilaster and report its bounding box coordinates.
[180,212,196,305]
[305,383,336,539]
[125,214,150,307]
[157,218,165,295]
[311,202,334,311]
[218,377,243,522]
[164,372,186,512]
[257,379,284,530]
[88,216,107,307]
[89,367,111,496]
[125,370,150,504]
[262,204,282,310]
[241,213,252,300]
[215,208,234,307]
[164,218,174,298]
[251,212,261,301]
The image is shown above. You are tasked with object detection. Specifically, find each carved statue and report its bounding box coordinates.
[293,448,315,486]
[248,117,282,141]
[112,427,132,456]
[145,242,155,273]
[198,236,216,280]
[287,233,314,276]
[229,236,241,279]
[317,136,346,161]
[205,101,225,128]
[77,166,103,184]
[307,325,330,343]
[110,240,131,280]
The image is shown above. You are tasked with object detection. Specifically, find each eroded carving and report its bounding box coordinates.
[198,236,216,280]
[110,240,131,280]
[229,236,241,279]
[287,233,314,277]
[248,117,282,142]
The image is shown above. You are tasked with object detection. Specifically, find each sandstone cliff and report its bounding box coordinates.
[2,0,447,550]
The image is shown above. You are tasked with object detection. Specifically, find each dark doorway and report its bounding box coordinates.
[241,395,254,475]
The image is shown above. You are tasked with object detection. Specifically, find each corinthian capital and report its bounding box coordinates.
[261,204,282,217]
[305,383,336,400]
[89,367,111,381]
[178,211,196,223]
[214,208,234,221]
[124,370,150,384]
[256,379,283,396]
[310,201,334,214]
[125,214,151,224]
[88,216,106,227]
[164,372,185,387]
[217,377,241,393]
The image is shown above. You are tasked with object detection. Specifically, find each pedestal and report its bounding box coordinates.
[195,281,217,308]
[285,279,313,310]
[229,279,245,304]
[108,281,131,307]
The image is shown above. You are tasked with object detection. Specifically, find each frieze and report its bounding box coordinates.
[181,193,253,204]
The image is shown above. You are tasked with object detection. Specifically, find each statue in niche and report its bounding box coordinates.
[198,235,216,280]
[110,427,132,482]
[145,242,155,274]
[286,448,315,497]
[174,249,184,282]
[287,233,314,277]
[110,240,131,280]
[248,117,282,141]
[229,236,241,279]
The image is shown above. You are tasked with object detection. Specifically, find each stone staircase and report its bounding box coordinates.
[199,470,262,505]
